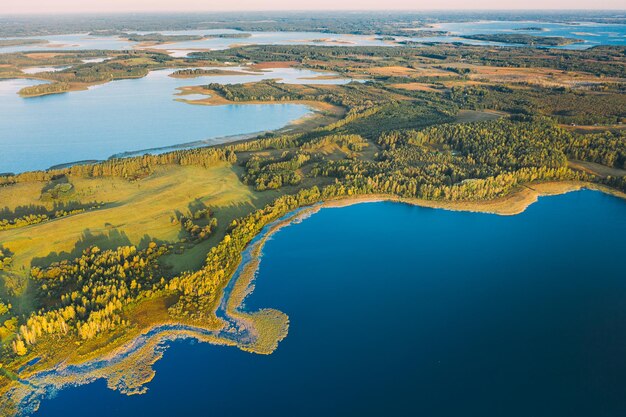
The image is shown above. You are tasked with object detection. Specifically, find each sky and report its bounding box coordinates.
[4,0,625,14]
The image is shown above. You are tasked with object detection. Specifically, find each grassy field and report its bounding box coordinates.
[0,163,275,304]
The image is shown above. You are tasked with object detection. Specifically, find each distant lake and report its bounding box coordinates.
[31,190,626,417]
[0,31,390,54]
[0,34,136,54]
[0,67,351,173]
[1,21,624,56]
[432,20,626,49]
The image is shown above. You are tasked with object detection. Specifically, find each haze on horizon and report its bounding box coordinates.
[4,0,625,14]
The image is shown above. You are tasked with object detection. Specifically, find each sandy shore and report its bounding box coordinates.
[318,181,626,216]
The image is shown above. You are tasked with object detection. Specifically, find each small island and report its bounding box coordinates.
[204,33,252,39]
[125,33,206,44]
[125,32,253,45]
[512,26,547,31]
[169,68,251,78]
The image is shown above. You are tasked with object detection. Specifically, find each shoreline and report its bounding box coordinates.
[320,181,624,217]
[3,72,344,175]
[48,100,339,170]
[5,180,626,416]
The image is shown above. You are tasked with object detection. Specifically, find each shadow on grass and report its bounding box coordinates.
[31,227,173,269]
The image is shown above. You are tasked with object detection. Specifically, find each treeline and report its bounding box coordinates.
[313,158,583,201]
[0,202,102,231]
[19,82,70,97]
[0,148,236,185]
[0,202,101,231]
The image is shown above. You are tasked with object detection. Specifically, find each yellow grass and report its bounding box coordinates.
[447,64,626,88]
[0,163,262,283]
[23,53,67,59]
[391,82,441,92]
[248,61,297,70]
[367,65,418,76]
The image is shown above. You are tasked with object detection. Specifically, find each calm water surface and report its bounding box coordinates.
[433,21,626,49]
[1,21,624,55]
[0,30,389,54]
[0,34,136,53]
[34,190,626,417]
[0,67,351,173]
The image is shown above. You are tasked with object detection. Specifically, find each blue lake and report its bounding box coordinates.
[144,30,391,56]
[432,21,626,49]
[0,31,390,55]
[0,34,136,54]
[33,190,626,417]
[1,21,624,56]
[0,67,351,173]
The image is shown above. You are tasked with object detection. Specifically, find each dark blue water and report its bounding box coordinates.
[35,190,626,417]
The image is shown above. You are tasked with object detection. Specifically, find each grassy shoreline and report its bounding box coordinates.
[5,180,624,399]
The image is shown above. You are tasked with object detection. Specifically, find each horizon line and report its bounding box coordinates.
[2,8,626,16]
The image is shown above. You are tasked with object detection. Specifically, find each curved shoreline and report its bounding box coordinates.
[5,181,626,415]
